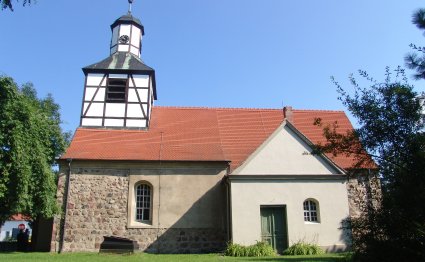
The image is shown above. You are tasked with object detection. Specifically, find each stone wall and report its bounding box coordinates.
[345,173,382,247]
[128,228,226,253]
[50,170,66,252]
[346,173,382,218]
[52,168,129,252]
[51,163,227,253]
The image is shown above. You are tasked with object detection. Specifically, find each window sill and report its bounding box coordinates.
[127,221,153,229]
[304,221,320,225]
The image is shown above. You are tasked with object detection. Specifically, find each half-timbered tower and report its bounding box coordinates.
[80,11,157,128]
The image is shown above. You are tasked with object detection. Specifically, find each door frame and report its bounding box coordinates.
[260,205,289,253]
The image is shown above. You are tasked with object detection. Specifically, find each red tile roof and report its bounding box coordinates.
[10,214,28,221]
[62,106,357,170]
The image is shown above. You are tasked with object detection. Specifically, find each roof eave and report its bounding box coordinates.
[58,157,231,164]
[82,67,154,75]
[228,174,347,181]
[110,17,145,35]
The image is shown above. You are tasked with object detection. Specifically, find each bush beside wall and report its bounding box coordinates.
[225,242,276,257]
[283,241,325,255]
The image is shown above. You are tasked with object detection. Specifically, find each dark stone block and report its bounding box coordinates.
[190,242,201,248]
[99,235,139,253]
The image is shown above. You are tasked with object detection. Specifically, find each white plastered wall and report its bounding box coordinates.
[82,74,106,125]
[111,24,142,56]
[86,74,106,86]
[126,75,150,126]
[233,124,338,175]
[230,180,350,250]
[124,163,228,229]
[230,122,350,250]
[81,118,102,126]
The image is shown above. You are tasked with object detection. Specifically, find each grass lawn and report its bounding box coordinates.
[0,252,351,262]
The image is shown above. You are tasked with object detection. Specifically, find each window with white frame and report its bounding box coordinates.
[135,183,152,222]
[303,199,319,222]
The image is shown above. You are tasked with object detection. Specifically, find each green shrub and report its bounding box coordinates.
[2,236,16,242]
[225,241,276,257]
[248,241,276,256]
[283,241,325,255]
[225,243,246,257]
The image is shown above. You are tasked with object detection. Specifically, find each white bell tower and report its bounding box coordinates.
[110,11,144,57]
[79,1,157,129]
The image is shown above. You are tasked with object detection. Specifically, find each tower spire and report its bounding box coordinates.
[128,0,133,14]
[109,1,144,57]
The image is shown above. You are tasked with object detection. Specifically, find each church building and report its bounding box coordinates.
[50,6,380,253]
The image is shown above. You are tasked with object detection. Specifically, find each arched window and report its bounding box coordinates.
[303,199,319,222]
[135,183,152,222]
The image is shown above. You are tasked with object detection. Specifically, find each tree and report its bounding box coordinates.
[317,67,425,261]
[1,0,31,11]
[0,76,69,227]
[405,8,425,79]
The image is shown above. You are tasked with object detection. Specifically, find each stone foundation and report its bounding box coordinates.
[59,227,226,253]
[130,228,226,253]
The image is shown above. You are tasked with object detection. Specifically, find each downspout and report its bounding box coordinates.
[156,132,163,254]
[59,158,72,253]
[225,164,232,242]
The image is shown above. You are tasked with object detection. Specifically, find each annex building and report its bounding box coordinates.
[50,8,380,253]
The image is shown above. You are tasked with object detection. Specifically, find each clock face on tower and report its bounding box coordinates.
[119,35,130,44]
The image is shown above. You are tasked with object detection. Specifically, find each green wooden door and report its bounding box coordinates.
[260,206,288,253]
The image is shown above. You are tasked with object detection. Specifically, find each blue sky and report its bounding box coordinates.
[1,0,424,131]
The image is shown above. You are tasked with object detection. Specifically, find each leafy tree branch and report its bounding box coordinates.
[319,67,425,261]
[1,0,32,11]
[0,75,69,226]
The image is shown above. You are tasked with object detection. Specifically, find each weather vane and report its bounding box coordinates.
[128,0,134,14]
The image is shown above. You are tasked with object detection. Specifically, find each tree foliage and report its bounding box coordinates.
[405,8,425,80]
[322,68,423,169]
[1,0,31,11]
[318,68,425,261]
[0,76,69,226]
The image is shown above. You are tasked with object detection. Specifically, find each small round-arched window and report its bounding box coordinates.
[303,199,319,222]
[135,183,152,222]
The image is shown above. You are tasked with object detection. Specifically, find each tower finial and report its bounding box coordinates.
[128,0,133,14]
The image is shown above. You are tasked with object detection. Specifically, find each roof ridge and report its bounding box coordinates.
[155,106,283,111]
[293,109,346,113]
[154,106,346,113]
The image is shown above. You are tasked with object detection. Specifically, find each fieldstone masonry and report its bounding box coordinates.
[51,168,226,253]
[346,173,382,218]
[345,173,382,247]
